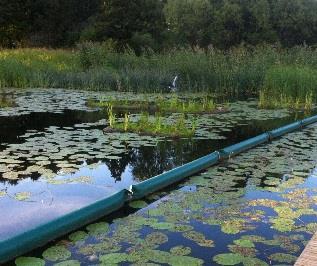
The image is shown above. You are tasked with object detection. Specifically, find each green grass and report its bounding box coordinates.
[0,45,316,102]
[87,94,228,114]
[105,105,195,138]
[258,65,317,110]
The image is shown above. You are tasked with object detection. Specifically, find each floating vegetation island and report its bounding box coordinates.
[104,106,196,138]
[87,94,229,114]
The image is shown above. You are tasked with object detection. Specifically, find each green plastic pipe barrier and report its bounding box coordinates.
[2,114,317,263]
[0,189,128,263]
[269,121,302,139]
[219,133,269,158]
[131,152,219,199]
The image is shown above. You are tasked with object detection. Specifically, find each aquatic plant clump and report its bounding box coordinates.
[105,109,196,138]
[258,65,317,111]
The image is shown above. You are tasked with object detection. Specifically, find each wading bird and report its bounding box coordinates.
[168,75,178,92]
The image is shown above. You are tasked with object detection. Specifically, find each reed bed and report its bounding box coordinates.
[0,45,316,109]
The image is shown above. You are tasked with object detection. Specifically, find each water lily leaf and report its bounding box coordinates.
[69,231,88,242]
[213,253,243,265]
[15,257,45,266]
[170,246,191,256]
[129,200,148,209]
[268,253,297,263]
[86,222,109,236]
[183,231,214,247]
[53,260,80,266]
[99,253,129,264]
[42,246,71,261]
[242,257,268,266]
[270,218,295,232]
[233,239,255,248]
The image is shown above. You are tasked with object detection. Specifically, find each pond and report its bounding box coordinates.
[1,89,316,265]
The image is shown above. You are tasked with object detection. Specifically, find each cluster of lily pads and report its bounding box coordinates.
[14,123,317,265]
[0,89,294,186]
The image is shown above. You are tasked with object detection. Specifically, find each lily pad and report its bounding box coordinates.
[213,253,243,265]
[86,222,109,236]
[129,200,148,209]
[53,260,81,266]
[15,257,45,266]
[268,253,297,263]
[170,246,191,256]
[69,231,88,242]
[42,246,71,261]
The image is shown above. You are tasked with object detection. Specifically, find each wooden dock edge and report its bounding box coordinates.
[295,232,317,266]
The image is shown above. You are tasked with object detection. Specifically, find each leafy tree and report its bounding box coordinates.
[271,0,317,46]
[0,0,31,47]
[164,0,213,48]
[83,0,166,52]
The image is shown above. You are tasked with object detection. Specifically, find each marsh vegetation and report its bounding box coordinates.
[1,45,317,111]
[88,94,228,114]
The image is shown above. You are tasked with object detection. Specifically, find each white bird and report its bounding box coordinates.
[168,75,178,92]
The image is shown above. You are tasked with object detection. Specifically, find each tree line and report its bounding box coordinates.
[1,0,317,50]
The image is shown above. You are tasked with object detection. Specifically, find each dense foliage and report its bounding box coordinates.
[1,0,317,50]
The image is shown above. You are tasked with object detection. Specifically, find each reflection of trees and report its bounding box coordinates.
[129,140,207,181]
[104,152,132,181]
